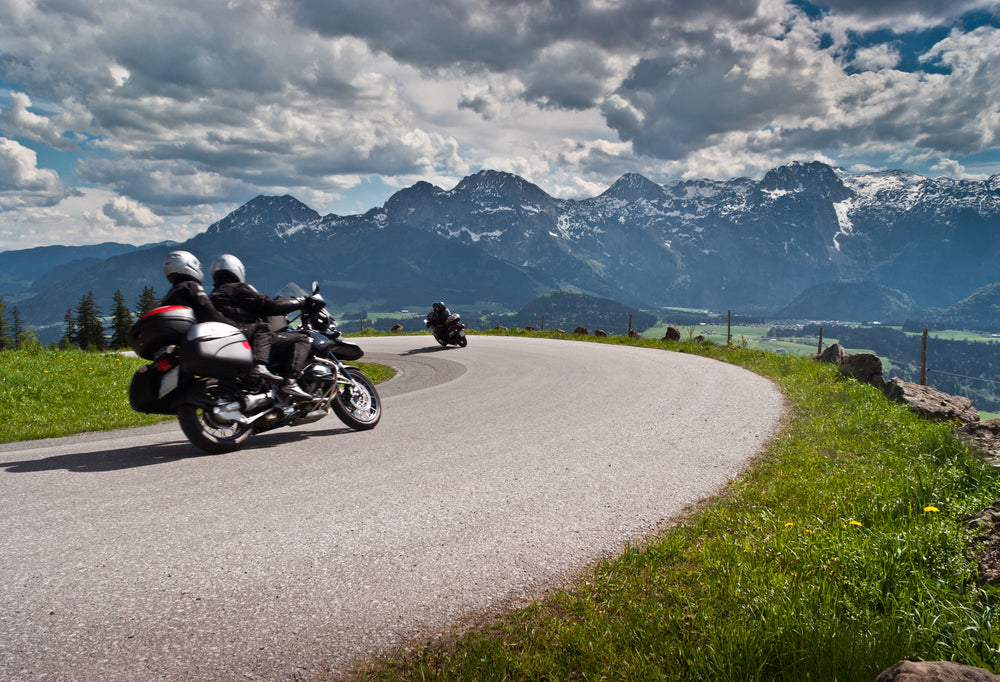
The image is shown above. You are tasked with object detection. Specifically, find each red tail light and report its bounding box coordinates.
[154,358,174,372]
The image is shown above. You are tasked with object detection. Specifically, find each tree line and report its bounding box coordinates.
[0,286,160,351]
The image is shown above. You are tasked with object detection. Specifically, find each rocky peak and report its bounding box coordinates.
[206,195,320,237]
[759,161,851,201]
[448,170,552,207]
[600,173,668,203]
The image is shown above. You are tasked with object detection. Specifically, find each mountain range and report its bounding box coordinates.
[7,160,1000,336]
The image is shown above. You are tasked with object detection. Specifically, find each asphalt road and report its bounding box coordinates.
[0,335,786,680]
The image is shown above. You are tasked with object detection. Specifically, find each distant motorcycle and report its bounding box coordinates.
[428,312,467,347]
[127,281,381,454]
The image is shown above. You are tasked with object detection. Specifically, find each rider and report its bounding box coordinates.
[425,301,451,341]
[160,250,283,383]
[208,254,312,400]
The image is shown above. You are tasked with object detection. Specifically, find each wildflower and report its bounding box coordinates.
[785,522,794,528]
[849,520,863,527]
[923,506,940,513]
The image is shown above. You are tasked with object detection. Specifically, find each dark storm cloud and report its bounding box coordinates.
[281,0,763,110]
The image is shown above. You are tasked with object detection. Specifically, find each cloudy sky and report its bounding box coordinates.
[1,0,999,251]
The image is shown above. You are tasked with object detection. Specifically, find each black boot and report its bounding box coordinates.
[248,363,283,383]
[280,376,312,401]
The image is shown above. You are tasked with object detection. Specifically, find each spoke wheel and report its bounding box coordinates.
[177,385,254,454]
[331,368,381,430]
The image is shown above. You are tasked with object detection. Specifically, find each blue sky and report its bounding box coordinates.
[1,0,999,251]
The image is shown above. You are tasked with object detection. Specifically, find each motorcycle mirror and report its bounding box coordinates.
[311,280,320,294]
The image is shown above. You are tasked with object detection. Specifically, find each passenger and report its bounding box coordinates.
[209,254,312,400]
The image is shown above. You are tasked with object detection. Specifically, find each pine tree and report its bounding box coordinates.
[109,290,134,349]
[0,296,11,350]
[11,306,24,348]
[75,291,106,350]
[62,307,77,348]
[135,285,159,317]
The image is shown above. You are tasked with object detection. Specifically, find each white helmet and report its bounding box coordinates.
[163,250,203,284]
[211,253,246,285]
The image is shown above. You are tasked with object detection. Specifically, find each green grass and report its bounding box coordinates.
[0,347,170,442]
[0,347,395,444]
[351,331,1000,680]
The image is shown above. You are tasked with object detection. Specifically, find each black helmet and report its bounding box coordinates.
[163,250,203,284]
[211,253,246,285]
[432,301,446,313]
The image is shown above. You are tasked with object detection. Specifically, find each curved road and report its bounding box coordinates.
[0,335,785,680]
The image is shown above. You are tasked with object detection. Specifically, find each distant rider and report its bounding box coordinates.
[425,301,451,341]
[209,254,312,400]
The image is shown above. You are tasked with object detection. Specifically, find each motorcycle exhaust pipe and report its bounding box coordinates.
[241,392,273,413]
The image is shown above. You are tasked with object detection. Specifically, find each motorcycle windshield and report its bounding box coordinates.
[277,282,309,298]
[276,282,310,328]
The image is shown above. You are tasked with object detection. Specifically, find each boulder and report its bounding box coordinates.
[883,378,979,423]
[573,326,588,335]
[524,326,535,332]
[595,329,608,337]
[628,329,641,338]
[663,326,681,341]
[553,328,565,334]
[842,352,885,389]
[955,419,1000,465]
[811,342,847,364]
[390,324,403,333]
[876,659,999,681]
[966,499,1000,584]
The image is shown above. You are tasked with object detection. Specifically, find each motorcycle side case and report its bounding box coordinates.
[128,364,178,414]
[179,322,254,377]
[128,305,197,360]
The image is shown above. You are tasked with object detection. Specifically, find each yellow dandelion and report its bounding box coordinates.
[923,506,940,513]
[785,522,794,528]
[849,520,863,527]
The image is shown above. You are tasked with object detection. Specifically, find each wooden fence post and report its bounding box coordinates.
[627,314,632,335]
[921,328,928,385]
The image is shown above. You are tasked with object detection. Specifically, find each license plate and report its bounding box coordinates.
[158,366,179,398]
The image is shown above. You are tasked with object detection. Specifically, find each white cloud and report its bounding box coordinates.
[102,195,164,228]
[0,137,70,209]
[1,0,1000,249]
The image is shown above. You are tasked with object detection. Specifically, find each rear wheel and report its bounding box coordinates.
[177,384,254,454]
[331,368,381,430]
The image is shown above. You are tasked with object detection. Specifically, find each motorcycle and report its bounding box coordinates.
[127,281,381,454]
[427,312,467,347]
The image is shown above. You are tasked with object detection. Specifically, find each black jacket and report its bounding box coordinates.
[161,280,232,324]
[210,282,301,325]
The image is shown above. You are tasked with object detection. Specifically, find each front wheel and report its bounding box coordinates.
[177,386,254,454]
[458,337,468,347]
[331,368,381,430]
